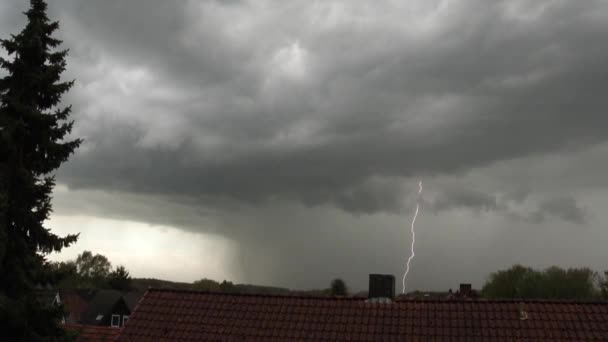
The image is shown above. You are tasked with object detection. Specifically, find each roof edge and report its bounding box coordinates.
[143,288,608,304]
[144,288,366,301]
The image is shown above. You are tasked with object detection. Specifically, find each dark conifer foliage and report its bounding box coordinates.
[108,266,133,291]
[0,0,81,339]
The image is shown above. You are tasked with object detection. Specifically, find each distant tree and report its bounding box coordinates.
[75,251,111,279]
[75,251,112,287]
[0,0,81,339]
[49,261,80,288]
[599,271,608,299]
[482,265,598,299]
[108,266,132,291]
[543,266,598,299]
[482,265,533,298]
[192,278,220,292]
[219,280,236,293]
[330,278,348,296]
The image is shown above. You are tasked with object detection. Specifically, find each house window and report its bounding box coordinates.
[111,314,120,327]
[123,315,129,326]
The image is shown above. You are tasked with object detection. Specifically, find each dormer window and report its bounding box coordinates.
[123,315,129,326]
[111,314,120,327]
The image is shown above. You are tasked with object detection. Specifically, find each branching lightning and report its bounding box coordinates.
[402,180,423,294]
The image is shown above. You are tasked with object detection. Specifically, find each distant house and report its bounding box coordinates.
[118,275,608,341]
[60,289,143,328]
[61,289,96,324]
[60,289,145,341]
[80,290,132,328]
[443,283,480,300]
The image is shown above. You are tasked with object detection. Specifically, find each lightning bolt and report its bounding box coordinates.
[402,180,423,294]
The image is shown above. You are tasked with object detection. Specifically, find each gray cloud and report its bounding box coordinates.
[425,186,587,225]
[529,196,587,224]
[16,0,603,214]
[428,188,502,214]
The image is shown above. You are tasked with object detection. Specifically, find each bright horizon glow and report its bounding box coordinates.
[46,215,238,283]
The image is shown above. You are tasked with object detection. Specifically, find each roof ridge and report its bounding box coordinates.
[145,288,366,301]
[144,288,608,304]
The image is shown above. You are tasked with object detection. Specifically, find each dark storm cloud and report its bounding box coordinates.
[38,0,608,214]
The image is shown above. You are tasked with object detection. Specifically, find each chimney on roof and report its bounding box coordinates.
[368,274,395,301]
[459,283,472,297]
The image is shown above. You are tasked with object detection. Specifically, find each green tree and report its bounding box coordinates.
[542,266,597,299]
[0,0,81,340]
[75,251,111,287]
[108,266,132,291]
[482,265,598,299]
[564,267,598,298]
[192,278,220,292]
[600,271,608,298]
[49,260,79,289]
[330,278,348,296]
[482,265,533,298]
[219,280,236,293]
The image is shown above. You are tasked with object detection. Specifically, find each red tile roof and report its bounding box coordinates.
[118,288,608,341]
[62,292,90,323]
[64,324,121,342]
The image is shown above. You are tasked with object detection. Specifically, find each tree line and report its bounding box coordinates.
[194,266,608,300]
[191,277,349,296]
[482,265,608,299]
[51,251,132,291]
[49,249,608,301]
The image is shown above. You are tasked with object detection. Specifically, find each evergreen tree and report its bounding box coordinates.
[0,0,81,339]
[108,266,132,291]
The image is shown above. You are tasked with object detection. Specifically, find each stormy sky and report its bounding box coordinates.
[2,0,608,292]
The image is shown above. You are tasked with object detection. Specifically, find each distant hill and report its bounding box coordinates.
[289,289,332,297]
[131,278,194,291]
[131,278,334,297]
[232,283,291,295]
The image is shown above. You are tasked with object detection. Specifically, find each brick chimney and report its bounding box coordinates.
[368,274,395,301]
[459,283,472,297]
